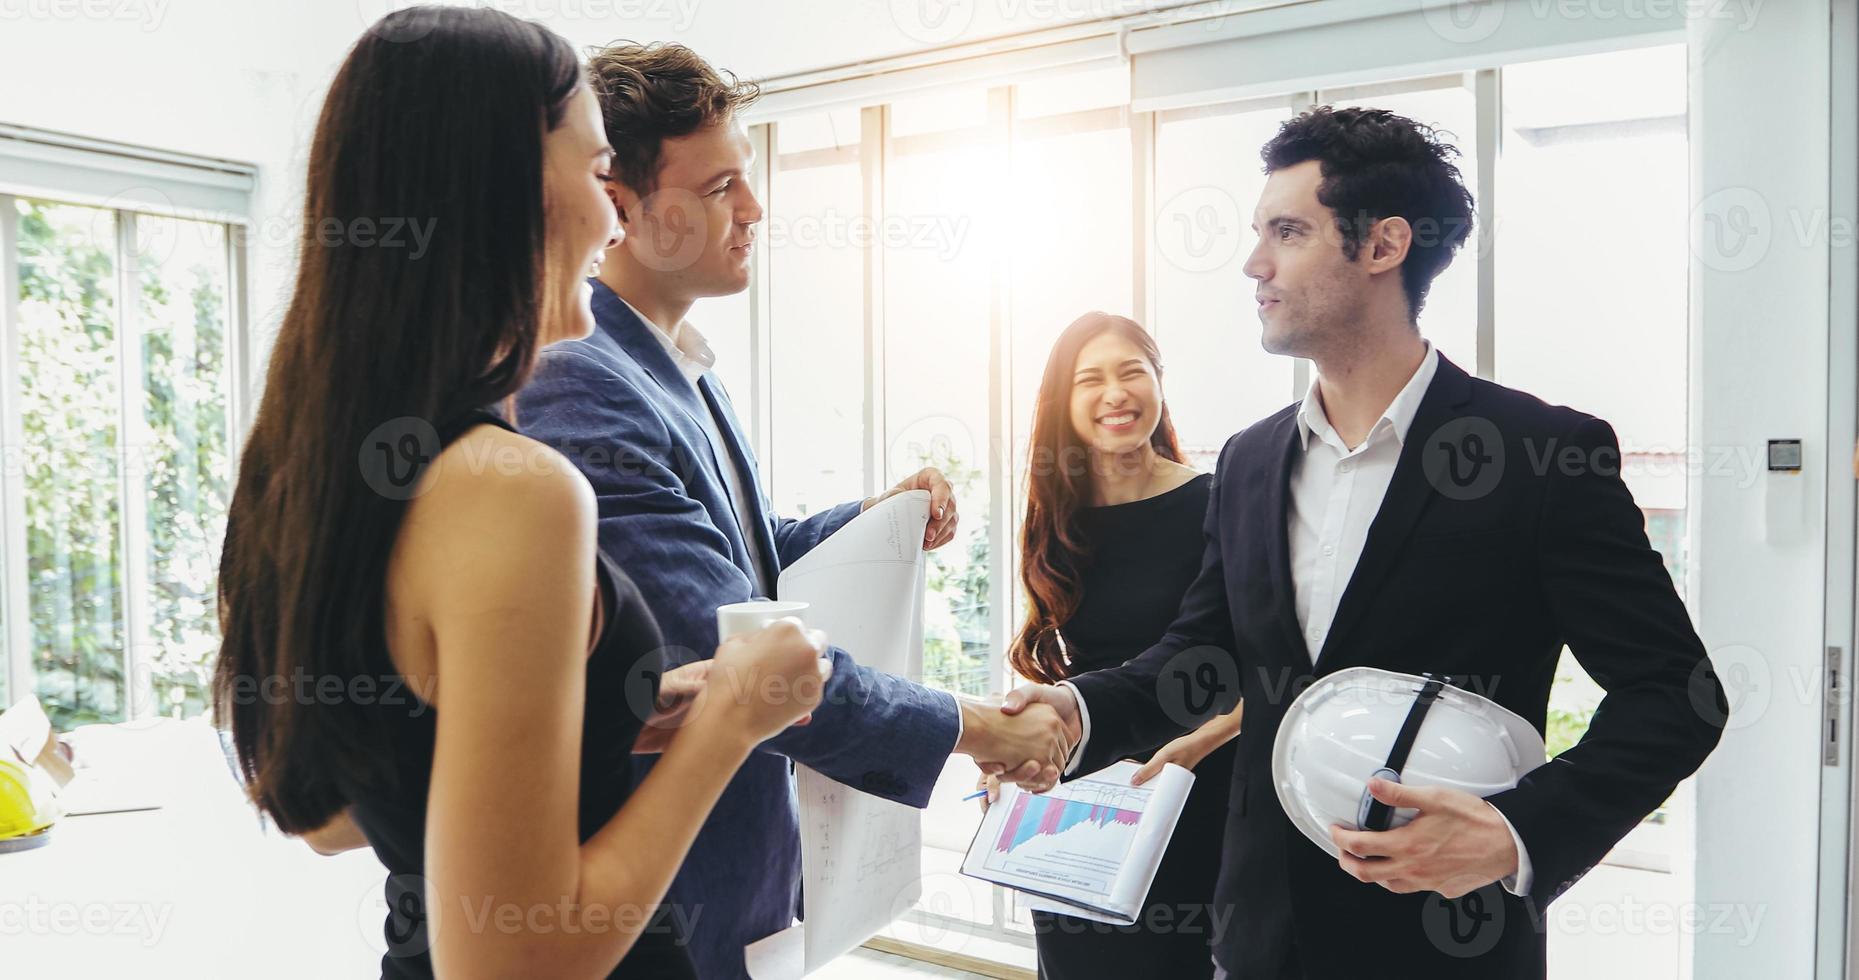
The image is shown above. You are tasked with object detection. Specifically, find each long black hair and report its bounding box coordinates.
[213,5,582,832]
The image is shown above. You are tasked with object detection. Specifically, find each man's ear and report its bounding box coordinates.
[608,180,639,229]
[1367,216,1413,273]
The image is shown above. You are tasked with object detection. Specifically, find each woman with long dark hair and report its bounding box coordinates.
[212,8,826,978]
[1003,312,1242,979]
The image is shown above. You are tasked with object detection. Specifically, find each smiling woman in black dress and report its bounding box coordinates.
[1002,312,1242,980]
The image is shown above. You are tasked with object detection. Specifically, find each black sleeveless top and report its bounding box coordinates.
[342,408,697,980]
[1059,473,1217,673]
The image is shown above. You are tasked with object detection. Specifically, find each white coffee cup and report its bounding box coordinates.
[715,600,811,642]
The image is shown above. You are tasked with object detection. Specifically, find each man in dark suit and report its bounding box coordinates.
[995,106,1727,978]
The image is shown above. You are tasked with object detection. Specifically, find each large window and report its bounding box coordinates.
[724,43,1691,975]
[764,108,866,517]
[1153,98,1299,468]
[1497,45,1691,895]
[3,196,236,728]
[885,89,1001,699]
[1007,67,1135,521]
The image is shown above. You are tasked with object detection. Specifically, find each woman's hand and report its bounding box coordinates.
[974,772,1000,814]
[1130,702,1243,786]
[696,618,832,743]
[634,631,828,753]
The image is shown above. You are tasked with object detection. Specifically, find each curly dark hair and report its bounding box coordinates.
[585,41,760,193]
[1261,105,1475,320]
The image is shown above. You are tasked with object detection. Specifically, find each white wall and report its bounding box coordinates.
[0,0,1110,369]
[1688,1,1836,977]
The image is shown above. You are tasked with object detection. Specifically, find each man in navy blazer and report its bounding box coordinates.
[516,43,1071,978]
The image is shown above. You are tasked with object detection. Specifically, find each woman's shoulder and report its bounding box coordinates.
[1146,460,1211,506]
[422,424,592,522]
[396,425,596,586]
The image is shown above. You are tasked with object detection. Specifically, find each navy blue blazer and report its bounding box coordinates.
[516,279,961,979]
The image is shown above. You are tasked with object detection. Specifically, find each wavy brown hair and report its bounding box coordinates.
[211,6,582,833]
[584,41,759,194]
[1010,313,1184,685]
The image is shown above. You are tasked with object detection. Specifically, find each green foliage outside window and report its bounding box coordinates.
[12,199,229,730]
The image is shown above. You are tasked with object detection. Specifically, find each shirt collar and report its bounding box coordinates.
[1296,340,1439,453]
[614,293,716,373]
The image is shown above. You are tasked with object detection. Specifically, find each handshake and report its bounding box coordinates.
[953,683,1085,793]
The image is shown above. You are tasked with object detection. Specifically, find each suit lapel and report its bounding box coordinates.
[698,375,780,588]
[1257,410,1312,665]
[1315,355,1475,670]
[591,281,727,471]
[589,280,764,583]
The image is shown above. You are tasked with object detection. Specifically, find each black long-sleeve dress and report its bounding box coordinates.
[341,408,699,980]
[1032,472,1234,980]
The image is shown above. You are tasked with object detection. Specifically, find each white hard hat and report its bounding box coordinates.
[1271,667,1546,859]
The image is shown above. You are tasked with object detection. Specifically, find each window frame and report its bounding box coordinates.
[0,180,249,721]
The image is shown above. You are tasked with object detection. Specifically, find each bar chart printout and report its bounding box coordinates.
[982,783,1146,896]
[964,760,1194,922]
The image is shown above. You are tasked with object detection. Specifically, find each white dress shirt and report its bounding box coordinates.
[616,296,775,597]
[1063,341,1532,895]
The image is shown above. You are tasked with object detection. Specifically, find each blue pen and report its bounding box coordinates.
[961,789,990,801]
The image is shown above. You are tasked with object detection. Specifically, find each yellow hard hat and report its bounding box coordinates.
[0,756,55,847]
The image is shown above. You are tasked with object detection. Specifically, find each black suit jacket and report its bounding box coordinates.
[1068,353,1727,979]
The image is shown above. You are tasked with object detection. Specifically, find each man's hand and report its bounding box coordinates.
[864,466,958,551]
[632,659,813,754]
[955,695,1074,792]
[1327,778,1520,899]
[970,683,1084,792]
